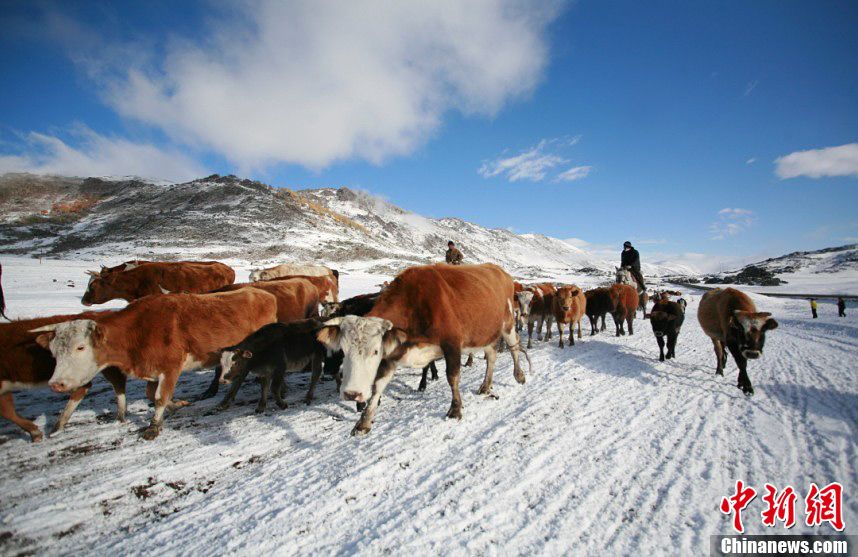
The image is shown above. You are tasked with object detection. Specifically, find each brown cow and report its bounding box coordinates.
[547,285,587,348]
[698,287,778,396]
[584,287,614,335]
[1,313,126,441]
[316,263,527,436]
[520,283,556,349]
[610,283,638,336]
[268,274,339,306]
[33,289,278,439]
[82,261,235,305]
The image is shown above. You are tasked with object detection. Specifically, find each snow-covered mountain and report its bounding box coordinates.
[0,173,614,278]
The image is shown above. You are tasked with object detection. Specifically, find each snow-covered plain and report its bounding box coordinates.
[0,257,855,555]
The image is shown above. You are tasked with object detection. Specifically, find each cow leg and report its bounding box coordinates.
[557,320,564,348]
[197,365,222,400]
[352,360,397,436]
[463,354,474,367]
[256,375,271,414]
[600,314,607,332]
[577,318,583,340]
[272,370,288,410]
[656,335,665,361]
[588,315,596,336]
[443,344,464,420]
[727,344,754,396]
[711,339,725,376]
[0,392,43,442]
[418,365,430,392]
[478,345,498,395]
[51,383,91,435]
[305,354,324,404]
[667,333,677,359]
[143,372,179,440]
[536,316,544,341]
[431,361,439,380]
[569,321,575,346]
[216,366,252,411]
[501,326,526,384]
[102,367,128,423]
[613,313,622,336]
[527,320,534,349]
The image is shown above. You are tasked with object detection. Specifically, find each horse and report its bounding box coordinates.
[616,266,649,319]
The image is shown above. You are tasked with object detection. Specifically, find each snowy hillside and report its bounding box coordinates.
[0,259,855,555]
[0,173,620,279]
[706,244,858,295]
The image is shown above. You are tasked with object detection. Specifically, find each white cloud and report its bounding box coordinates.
[555,165,592,182]
[0,127,205,182]
[743,80,759,96]
[480,136,588,182]
[774,143,858,179]
[710,207,756,240]
[87,1,562,171]
[746,157,756,165]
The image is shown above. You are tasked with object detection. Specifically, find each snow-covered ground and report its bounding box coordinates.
[0,257,855,555]
[706,269,858,297]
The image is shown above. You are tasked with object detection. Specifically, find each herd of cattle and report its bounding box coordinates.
[0,259,778,442]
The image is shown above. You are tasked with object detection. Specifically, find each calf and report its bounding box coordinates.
[217,319,326,413]
[547,285,586,348]
[584,287,614,335]
[698,287,778,396]
[249,263,337,283]
[268,274,339,304]
[1,313,126,441]
[33,289,278,439]
[649,298,686,361]
[610,283,638,336]
[521,283,556,348]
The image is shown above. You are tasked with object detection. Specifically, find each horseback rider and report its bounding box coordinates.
[445,241,464,265]
[621,241,645,289]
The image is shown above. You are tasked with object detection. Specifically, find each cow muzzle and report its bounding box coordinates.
[50,381,72,393]
[342,390,365,403]
[743,350,761,359]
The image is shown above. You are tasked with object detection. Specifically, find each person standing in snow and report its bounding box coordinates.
[837,297,846,317]
[620,241,646,289]
[810,298,818,319]
[445,241,464,265]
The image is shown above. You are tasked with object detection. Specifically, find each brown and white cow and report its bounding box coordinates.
[519,283,556,349]
[547,285,587,348]
[315,263,527,436]
[1,313,126,441]
[698,287,778,396]
[32,289,277,439]
[82,261,235,305]
[249,263,337,284]
[268,274,339,306]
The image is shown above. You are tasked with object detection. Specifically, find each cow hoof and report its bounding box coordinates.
[659,356,665,362]
[446,406,463,420]
[514,371,526,384]
[351,423,371,436]
[255,407,266,414]
[304,397,313,406]
[30,431,44,443]
[716,370,724,377]
[215,402,230,412]
[142,426,161,440]
[277,401,288,409]
[356,402,367,412]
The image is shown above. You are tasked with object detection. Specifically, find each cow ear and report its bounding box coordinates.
[316,325,341,351]
[34,332,55,349]
[382,328,407,357]
[242,349,253,359]
[763,318,778,331]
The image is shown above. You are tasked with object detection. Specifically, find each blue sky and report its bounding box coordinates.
[1,1,856,269]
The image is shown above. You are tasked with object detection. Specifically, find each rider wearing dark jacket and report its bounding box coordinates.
[621,241,645,289]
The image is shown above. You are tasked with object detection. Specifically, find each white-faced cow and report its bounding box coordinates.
[32,289,277,439]
[316,263,527,436]
[249,263,337,284]
[519,283,556,349]
[697,287,778,396]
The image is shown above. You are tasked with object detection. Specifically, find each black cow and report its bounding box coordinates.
[217,319,326,413]
[649,298,687,361]
[584,287,614,336]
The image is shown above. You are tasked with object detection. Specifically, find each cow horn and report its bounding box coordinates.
[86,270,99,277]
[30,324,60,333]
[158,284,171,294]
